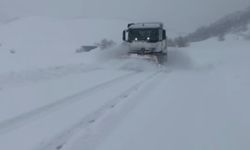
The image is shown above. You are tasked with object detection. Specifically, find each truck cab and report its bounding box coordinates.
[123,22,167,56]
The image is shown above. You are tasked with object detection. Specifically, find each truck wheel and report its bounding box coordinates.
[156,53,167,64]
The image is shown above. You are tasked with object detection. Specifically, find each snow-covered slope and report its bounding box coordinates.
[0,17,130,73]
[0,17,250,150]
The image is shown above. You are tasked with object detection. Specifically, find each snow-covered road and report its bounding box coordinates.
[0,59,167,150]
[0,17,250,150]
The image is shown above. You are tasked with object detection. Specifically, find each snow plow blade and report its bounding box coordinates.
[128,51,167,64]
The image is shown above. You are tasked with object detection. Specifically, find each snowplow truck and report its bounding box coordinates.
[123,22,167,64]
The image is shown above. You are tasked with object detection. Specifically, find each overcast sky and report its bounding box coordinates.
[0,0,249,33]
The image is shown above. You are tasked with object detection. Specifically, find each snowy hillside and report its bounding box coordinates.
[0,17,250,150]
[0,17,131,73]
[187,7,250,42]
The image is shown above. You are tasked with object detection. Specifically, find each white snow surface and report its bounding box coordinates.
[0,17,250,150]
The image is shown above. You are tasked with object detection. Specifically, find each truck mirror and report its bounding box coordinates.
[163,30,166,40]
[123,30,126,41]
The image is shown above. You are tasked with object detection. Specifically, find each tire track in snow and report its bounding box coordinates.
[35,70,163,150]
[80,71,167,150]
[0,71,138,135]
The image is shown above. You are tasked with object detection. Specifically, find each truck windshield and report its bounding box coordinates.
[128,29,159,42]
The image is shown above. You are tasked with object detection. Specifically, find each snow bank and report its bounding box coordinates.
[0,16,130,73]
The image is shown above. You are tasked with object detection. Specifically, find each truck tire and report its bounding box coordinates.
[156,52,167,64]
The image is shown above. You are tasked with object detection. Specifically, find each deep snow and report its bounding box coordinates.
[98,37,250,150]
[0,17,250,150]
